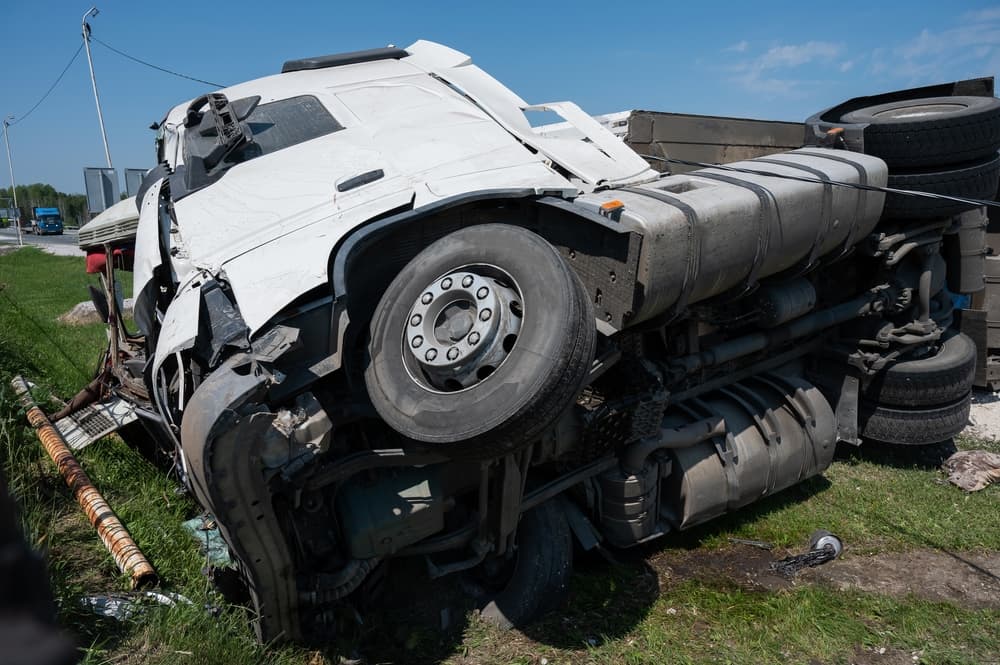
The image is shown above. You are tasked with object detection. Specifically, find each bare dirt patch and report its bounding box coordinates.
[844,645,919,665]
[651,545,1000,610]
[649,544,793,592]
[799,549,1000,609]
[966,389,1000,442]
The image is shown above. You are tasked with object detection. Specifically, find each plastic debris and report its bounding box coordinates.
[80,591,192,621]
[182,514,234,568]
[942,450,1000,492]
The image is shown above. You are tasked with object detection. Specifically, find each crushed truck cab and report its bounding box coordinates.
[77,40,994,642]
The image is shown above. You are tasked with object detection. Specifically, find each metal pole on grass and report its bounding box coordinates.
[82,6,112,168]
[2,116,22,247]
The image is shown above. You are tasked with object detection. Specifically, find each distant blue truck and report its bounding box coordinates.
[31,207,64,235]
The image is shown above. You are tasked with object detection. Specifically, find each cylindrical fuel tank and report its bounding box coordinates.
[659,373,836,530]
[579,148,887,324]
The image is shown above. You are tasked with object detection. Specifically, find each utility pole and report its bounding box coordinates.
[82,6,112,168]
[2,116,22,247]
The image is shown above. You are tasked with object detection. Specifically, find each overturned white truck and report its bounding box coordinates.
[78,41,998,641]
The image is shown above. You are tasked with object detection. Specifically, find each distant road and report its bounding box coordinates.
[0,227,83,257]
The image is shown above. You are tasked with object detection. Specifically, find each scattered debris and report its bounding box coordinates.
[769,530,843,577]
[182,515,234,568]
[942,449,1000,492]
[81,591,192,621]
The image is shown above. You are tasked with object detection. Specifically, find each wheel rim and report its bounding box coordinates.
[402,264,523,392]
[872,102,967,120]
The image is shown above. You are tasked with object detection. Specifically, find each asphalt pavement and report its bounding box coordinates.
[0,227,83,257]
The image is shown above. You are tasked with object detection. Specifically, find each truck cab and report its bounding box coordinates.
[32,207,64,235]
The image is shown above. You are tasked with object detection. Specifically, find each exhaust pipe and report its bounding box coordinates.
[12,376,158,589]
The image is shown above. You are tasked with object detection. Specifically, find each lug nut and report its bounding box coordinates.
[410,314,422,326]
[447,347,459,360]
[479,308,492,322]
[421,293,433,305]
[441,277,453,289]
[411,335,423,348]
[468,332,480,345]
[425,348,438,361]
[462,275,474,288]
[477,287,489,299]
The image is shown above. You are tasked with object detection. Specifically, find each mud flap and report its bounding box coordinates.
[835,374,862,446]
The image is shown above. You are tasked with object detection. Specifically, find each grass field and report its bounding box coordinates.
[1,247,998,665]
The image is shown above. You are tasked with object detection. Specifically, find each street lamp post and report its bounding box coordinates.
[82,6,112,168]
[2,115,22,247]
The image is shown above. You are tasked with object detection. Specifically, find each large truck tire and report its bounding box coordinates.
[841,95,1000,168]
[881,154,1000,220]
[864,331,976,408]
[478,499,574,629]
[859,392,971,445]
[365,223,596,460]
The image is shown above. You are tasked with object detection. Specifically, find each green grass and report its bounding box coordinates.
[1,247,998,665]
[444,577,1000,665]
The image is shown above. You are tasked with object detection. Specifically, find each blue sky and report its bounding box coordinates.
[3,0,1000,194]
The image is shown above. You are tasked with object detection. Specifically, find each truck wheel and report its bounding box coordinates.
[477,499,573,629]
[864,331,976,408]
[859,392,971,445]
[841,95,1000,168]
[881,154,1000,220]
[365,223,595,459]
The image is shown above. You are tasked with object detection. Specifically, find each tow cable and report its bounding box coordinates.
[769,530,844,577]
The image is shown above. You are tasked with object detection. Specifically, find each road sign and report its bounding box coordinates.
[83,167,120,213]
[124,168,147,197]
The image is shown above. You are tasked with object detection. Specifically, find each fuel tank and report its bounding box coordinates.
[578,148,888,324]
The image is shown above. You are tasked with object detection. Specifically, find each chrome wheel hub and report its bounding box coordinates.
[404,266,523,392]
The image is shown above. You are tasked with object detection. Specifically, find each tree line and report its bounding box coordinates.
[0,183,89,226]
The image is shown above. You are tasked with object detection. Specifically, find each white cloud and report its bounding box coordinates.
[757,41,843,69]
[715,7,1000,100]
[961,6,1000,23]
[881,9,1000,83]
[725,40,844,96]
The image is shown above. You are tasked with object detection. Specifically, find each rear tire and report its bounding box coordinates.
[864,331,976,407]
[859,392,971,445]
[841,95,1000,168]
[881,154,1000,220]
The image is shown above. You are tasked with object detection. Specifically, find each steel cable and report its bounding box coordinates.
[11,43,84,125]
[638,154,1000,210]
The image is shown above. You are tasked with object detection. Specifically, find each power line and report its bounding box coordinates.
[12,43,85,125]
[91,36,227,88]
